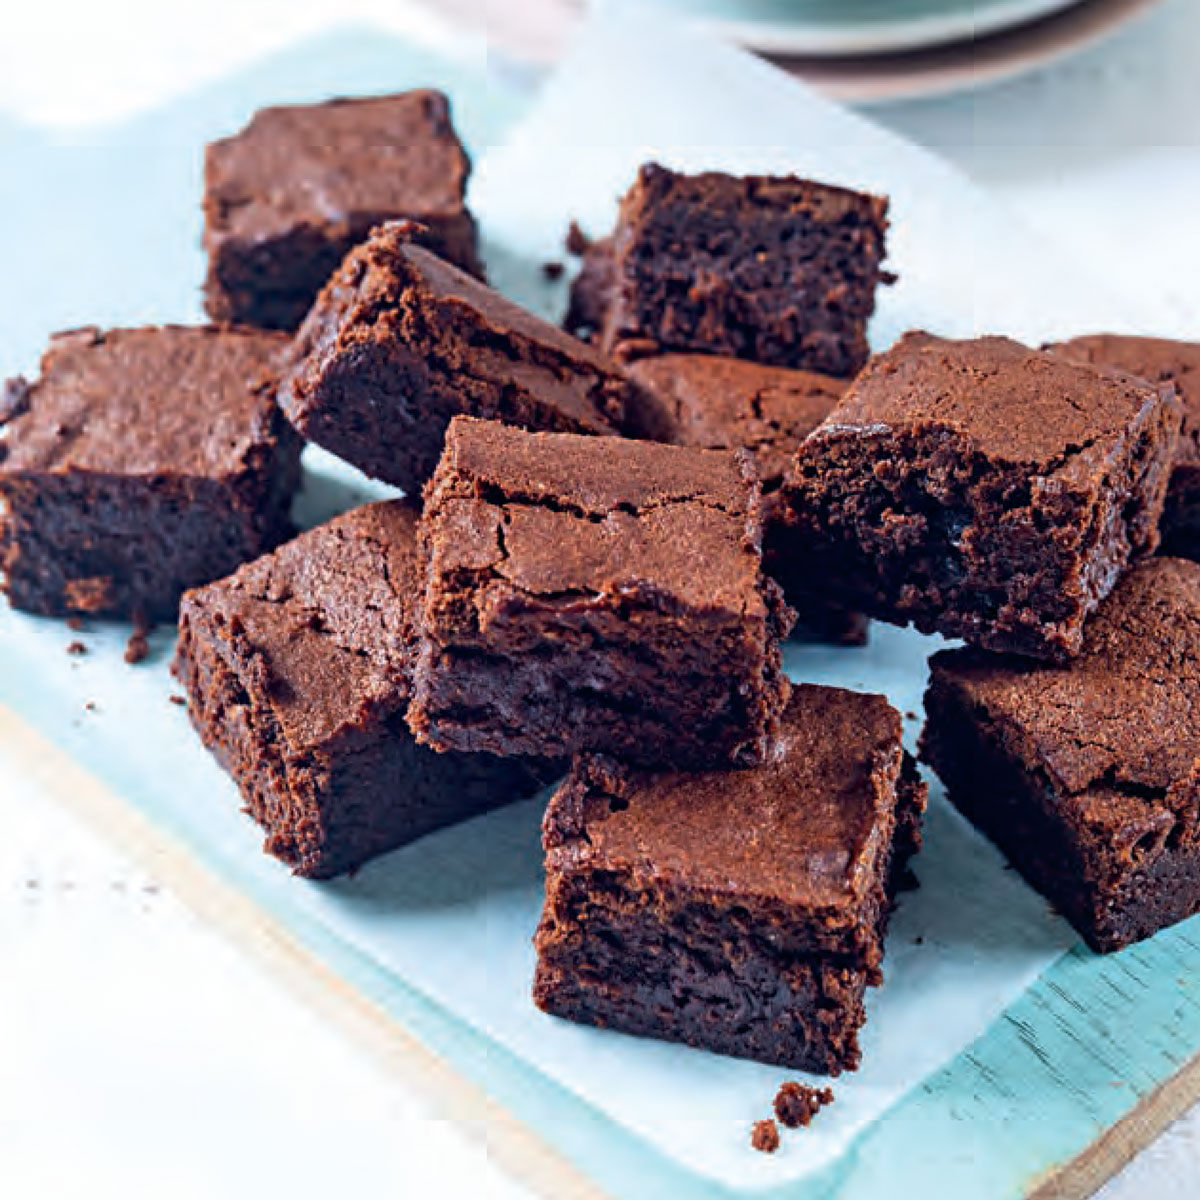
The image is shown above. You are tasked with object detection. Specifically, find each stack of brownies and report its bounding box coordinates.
[4,85,1200,1092]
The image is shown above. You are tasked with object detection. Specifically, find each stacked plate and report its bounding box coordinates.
[641,0,1164,101]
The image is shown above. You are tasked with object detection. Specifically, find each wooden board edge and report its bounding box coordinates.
[0,704,610,1200]
[1027,1052,1200,1200]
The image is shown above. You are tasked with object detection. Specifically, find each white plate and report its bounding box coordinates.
[773,0,1166,104]
[636,0,1083,56]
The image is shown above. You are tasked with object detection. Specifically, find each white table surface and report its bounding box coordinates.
[1,1,1198,1197]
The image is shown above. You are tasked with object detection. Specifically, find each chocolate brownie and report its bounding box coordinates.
[174,501,554,879]
[533,685,927,1073]
[567,164,891,376]
[1047,335,1200,559]
[922,557,1200,953]
[0,326,300,620]
[408,416,794,769]
[626,353,866,645]
[776,332,1180,661]
[204,90,482,331]
[277,222,631,495]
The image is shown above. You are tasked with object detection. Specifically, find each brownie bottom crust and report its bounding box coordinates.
[921,678,1200,953]
[533,762,924,1074]
[175,592,550,879]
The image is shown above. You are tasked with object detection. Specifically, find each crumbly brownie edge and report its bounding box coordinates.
[174,598,338,875]
[920,663,1200,952]
[601,173,890,375]
[782,392,1178,660]
[531,748,924,1071]
[278,236,627,491]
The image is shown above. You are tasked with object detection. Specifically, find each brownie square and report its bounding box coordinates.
[568,163,891,377]
[921,557,1200,953]
[626,352,866,645]
[407,416,794,769]
[1047,334,1200,560]
[776,332,1180,661]
[0,325,301,620]
[533,684,927,1073]
[174,501,554,879]
[277,222,632,495]
[203,90,483,331]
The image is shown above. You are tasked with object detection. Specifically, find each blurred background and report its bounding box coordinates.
[0,2,1196,1197]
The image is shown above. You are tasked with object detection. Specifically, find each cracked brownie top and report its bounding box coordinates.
[1045,334,1200,468]
[543,684,921,923]
[625,353,848,488]
[925,556,1200,839]
[180,501,422,751]
[419,415,784,639]
[205,92,472,248]
[811,331,1175,471]
[1,325,289,478]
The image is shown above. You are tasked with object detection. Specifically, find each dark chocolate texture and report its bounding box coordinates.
[174,501,554,879]
[408,415,794,769]
[277,222,631,494]
[204,90,482,330]
[922,557,1200,953]
[533,684,927,1073]
[776,332,1180,661]
[0,325,300,620]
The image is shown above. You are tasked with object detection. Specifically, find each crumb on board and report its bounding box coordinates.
[169,694,187,706]
[124,629,150,665]
[905,711,918,721]
[66,616,85,632]
[751,1119,780,1154]
[913,935,924,945]
[542,260,565,281]
[774,1082,834,1130]
[66,640,88,656]
[84,700,97,712]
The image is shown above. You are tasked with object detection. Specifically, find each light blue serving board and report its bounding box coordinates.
[3,26,1200,1200]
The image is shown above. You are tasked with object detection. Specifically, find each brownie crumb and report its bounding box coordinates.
[905,711,918,721]
[913,935,924,945]
[125,615,153,665]
[66,641,88,656]
[66,616,85,632]
[542,260,565,281]
[565,220,591,257]
[774,1082,834,1130]
[84,700,97,712]
[168,694,187,707]
[751,1119,780,1154]
[124,631,150,664]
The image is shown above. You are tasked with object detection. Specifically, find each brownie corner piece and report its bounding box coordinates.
[408,416,793,768]
[173,500,553,879]
[589,162,891,376]
[0,325,301,621]
[920,556,1200,953]
[203,89,483,331]
[778,331,1181,661]
[1046,333,1200,560]
[533,684,927,1073]
[276,222,632,494]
